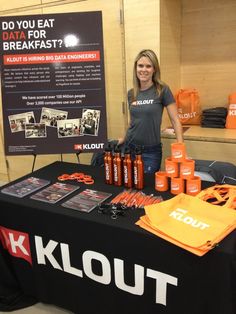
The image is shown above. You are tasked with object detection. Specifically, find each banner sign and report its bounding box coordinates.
[0,12,107,155]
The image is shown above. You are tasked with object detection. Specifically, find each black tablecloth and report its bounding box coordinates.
[0,161,235,314]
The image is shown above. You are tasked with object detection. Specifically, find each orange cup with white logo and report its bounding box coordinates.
[171,142,186,162]
[155,171,168,192]
[180,159,195,179]
[165,157,179,178]
[171,177,184,195]
[186,176,201,196]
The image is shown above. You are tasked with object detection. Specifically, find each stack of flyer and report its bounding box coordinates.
[30,182,79,204]
[1,177,50,198]
[62,189,112,213]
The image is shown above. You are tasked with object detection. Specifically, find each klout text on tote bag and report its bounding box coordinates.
[226,92,236,129]
[175,89,202,125]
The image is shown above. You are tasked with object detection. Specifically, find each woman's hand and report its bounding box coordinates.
[117,137,125,146]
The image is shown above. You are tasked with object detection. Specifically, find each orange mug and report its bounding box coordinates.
[171,177,184,195]
[165,157,179,178]
[180,159,195,179]
[186,176,201,196]
[171,142,186,162]
[155,171,168,192]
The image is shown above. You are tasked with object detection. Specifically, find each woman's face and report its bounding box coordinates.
[136,56,155,85]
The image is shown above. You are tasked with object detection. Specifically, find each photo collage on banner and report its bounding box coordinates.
[0,12,107,155]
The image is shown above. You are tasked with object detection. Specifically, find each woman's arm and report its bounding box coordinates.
[166,102,184,142]
[118,121,130,145]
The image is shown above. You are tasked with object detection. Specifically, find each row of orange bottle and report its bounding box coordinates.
[104,145,144,189]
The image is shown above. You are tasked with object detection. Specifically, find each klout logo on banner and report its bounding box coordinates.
[74,143,104,150]
[0,226,32,265]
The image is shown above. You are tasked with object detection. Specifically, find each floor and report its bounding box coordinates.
[0,303,73,314]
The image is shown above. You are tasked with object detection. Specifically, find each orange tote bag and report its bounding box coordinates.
[196,184,236,209]
[175,89,202,125]
[136,193,236,256]
[226,92,236,129]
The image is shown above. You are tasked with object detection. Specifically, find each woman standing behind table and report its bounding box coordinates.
[118,49,183,174]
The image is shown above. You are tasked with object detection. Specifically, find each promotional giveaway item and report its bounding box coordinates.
[98,189,163,219]
[175,88,202,125]
[226,92,236,129]
[58,172,94,185]
[123,148,133,188]
[104,144,113,185]
[180,159,195,179]
[170,177,184,195]
[165,157,179,177]
[30,182,79,203]
[62,189,112,213]
[136,193,236,256]
[155,171,169,192]
[196,184,236,209]
[113,147,123,186]
[104,146,144,190]
[160,142,201,195]
[110,189,162,209]
[98,203,128,219]
[186,176,201,196]
[1,177,50,198]
[133,149,144,190]
[201,107,227,128]
[171,142,186,162]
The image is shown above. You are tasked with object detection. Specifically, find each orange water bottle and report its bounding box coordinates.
[123,148,133,188]
[104,144,113,184]
[133,149,144,189]
[113,147,122,186]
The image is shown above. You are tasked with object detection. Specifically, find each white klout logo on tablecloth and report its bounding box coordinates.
[0,226,178,306]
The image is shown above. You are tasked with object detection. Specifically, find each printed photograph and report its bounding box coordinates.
[57,118,82,138]
[81,109,100,136]
[25,123,47,138]
[40,107,68,128]
[8,111,36,133]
